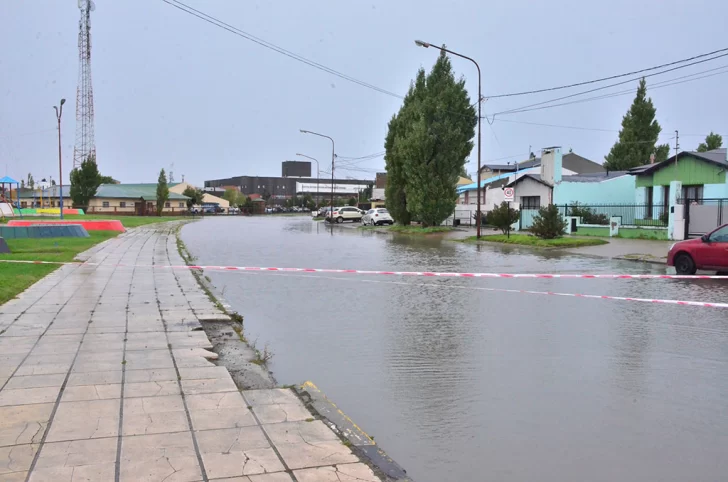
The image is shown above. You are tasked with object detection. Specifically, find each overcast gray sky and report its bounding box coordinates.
[2,0,726,186]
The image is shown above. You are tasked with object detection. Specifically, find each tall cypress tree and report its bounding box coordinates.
[604,78,668,170]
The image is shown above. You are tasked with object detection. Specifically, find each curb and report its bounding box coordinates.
[296,381,413,482]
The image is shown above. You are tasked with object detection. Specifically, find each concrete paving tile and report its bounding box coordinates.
[246,474,295,482]
[252,404,313,425]
[124,381,180,398]
[262,421,340,446]
[0,386,61,406]
[120,432,201,482]
[46,400,120,442]
[181,377,238,395]
[34,436,118,468]
[0,404,53,447]
[124,350,175,370]
[124,368,178,383]
[4,374,66,390]
[14,363,73,376]
[30,342,81,356]
[274,442,357,470]
[67,371,123,386]
[22,353,77,367]
[0,325,48,337]
[185,392,246,411]
[61,384,122,402]
[28,463,116,482]
[243,389,300,407]
[293,463,381,482]
[82,333,126,344]
[190,407,257,431]
[0,444,38,474]
[195,426,271,454]
[122,411,190,436]
[0,471,28,481]
[178,366,231,381]
[123,394,185,415]
[85,325,127,334]
[201,448,284,479]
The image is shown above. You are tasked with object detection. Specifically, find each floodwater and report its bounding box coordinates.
[181,216,728,482]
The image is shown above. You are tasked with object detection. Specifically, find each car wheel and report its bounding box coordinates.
[336,216,344,224]
[674,253,697,275]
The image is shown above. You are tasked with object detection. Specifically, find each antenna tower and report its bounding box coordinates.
[73,0,97,168]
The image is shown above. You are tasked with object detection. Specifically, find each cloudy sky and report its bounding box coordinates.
[1,0,726,186]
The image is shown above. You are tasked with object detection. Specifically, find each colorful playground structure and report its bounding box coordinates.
[1,176,85,217]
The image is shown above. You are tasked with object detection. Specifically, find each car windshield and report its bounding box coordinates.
[377,209,389,213]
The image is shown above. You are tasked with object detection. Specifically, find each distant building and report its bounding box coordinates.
[205,176,372,203]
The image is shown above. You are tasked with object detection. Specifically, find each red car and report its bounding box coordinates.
[667,224,728,274]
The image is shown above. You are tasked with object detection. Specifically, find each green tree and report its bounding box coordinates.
[347,197,357,206]
[99,175,116,184]
[604,78,666,170]
[27,173,35,190]
[223,188,240,206]
[488,201,519,237]
[385,51,477,227]
[156,168,169,216]
[182,186,204,208]
[20,180,25,189]
[531,204,567,239]
[69,155,101,208]
[697,132,723,152]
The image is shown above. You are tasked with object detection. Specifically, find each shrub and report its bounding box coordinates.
[488,202,519,237]
[531,204,568,239]
[472,210,490,226]
[568,202,609,225]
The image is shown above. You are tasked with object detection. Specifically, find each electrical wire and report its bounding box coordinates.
[491,64,728,118]
[493,55,728,117]
[486,46,728,98]
[162,0,404,99]
[494,119,619,133]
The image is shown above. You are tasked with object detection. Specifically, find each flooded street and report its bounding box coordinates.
[182,216,728,482]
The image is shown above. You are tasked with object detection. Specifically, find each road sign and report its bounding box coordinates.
[503,187,514,202]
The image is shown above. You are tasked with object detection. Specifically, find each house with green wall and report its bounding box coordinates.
[631,148,727,209]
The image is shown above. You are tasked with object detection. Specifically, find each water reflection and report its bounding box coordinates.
[181,217,728,482]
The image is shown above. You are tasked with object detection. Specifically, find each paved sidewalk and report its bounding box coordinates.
[0,225,381,481]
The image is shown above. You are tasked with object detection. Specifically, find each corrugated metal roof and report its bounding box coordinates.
[96,184,189,200]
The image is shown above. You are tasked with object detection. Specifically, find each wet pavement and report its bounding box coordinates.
[0,224,382,482]
[182,216,728,482]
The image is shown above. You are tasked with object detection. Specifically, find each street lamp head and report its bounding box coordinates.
[60,98,66,106]
[414,40,430,48]
[300,129,309,134]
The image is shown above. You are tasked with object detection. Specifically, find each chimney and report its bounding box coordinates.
[540,147,562,185]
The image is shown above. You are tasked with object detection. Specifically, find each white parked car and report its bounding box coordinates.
[362,208,394,226]
[326,206,363,223]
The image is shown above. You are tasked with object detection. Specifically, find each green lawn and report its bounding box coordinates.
[461,233,609,248]
[0,230,121,305]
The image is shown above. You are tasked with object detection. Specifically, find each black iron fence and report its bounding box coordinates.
[560,203,668,227]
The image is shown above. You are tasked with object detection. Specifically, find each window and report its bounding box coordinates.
[102,201,109,208]
[120,201,126,208]
[682,185,704,203]
[179,202,185,208]
[709,226,728,242]
[367,209,374,214]
[165,202,171,208]
[377,209,389,213]
[521,196,540,209]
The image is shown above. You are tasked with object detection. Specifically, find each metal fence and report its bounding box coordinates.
[680,198,728,236]
[560,203,668,227]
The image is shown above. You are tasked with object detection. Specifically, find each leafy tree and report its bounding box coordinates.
[156,168,169,216]
[386,50,477,227]
[697,132,723,152]
[531,204,567,239]
[182,186,204,208]
[27,173,35,190]
[489,201,519,237]
[604,78,666,170]
[223,188,241,206]
[99,175,116,184]
[69,155,101,208]
[347,197,357,206]
[20,180,25,189]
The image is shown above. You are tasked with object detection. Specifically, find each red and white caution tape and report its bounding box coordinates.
[2,259,727,308]
[2,259,728,279]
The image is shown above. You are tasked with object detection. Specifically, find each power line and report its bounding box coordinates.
[487,47,728,98]
[491,64,728,117]
[162,0,404,99]
[493,54,728,117]
[493,119,618,133]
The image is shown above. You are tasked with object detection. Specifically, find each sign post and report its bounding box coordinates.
[504,187,514,202]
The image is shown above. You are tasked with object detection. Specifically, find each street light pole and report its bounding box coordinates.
[415,40,482,238]
[295,153,320,207]
[53,99,66,220]
[300,130,335,221]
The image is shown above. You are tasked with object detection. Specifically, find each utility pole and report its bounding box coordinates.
[300,130,335,221]
[53,99,66,219]
[674,130,680,172]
